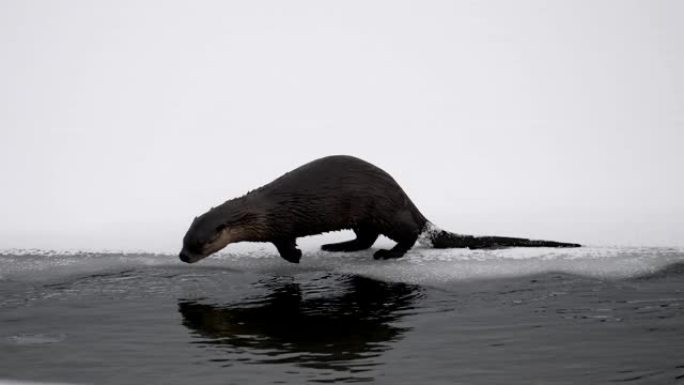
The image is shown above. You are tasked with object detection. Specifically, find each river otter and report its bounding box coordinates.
[179,155,580,264]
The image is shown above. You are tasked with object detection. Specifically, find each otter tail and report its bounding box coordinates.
[418,222,581,249]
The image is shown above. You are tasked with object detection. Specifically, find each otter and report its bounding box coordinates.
[179,155,580,264]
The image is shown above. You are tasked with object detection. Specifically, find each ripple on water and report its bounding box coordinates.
[6,334,66,345]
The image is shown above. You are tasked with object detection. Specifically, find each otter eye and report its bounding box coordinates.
[215,224,227,232]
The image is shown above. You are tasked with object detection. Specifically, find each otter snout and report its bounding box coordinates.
[179,249,203,264]
[179,252,191,263]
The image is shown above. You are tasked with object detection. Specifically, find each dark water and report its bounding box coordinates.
[1,248,683,384]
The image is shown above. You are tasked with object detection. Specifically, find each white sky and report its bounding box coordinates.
[1,0,682,252]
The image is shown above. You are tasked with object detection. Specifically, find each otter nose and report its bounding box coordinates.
[179,252,191,263]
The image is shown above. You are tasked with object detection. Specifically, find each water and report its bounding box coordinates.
[1,245,683,384]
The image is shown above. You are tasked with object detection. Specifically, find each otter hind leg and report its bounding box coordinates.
[321,228,379,252]
[374,211,421,260]
[373,235,417,260]
[273,239,302,264]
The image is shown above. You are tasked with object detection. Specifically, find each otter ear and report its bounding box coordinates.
[237,212,256,222]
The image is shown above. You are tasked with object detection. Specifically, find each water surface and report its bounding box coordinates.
[1,246,683,384]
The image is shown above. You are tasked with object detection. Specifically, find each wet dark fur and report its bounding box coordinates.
[180,155,580,264]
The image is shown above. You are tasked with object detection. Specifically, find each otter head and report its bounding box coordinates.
[179,203,257,263]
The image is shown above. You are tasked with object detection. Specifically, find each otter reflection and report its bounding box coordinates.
[178,275,421,370]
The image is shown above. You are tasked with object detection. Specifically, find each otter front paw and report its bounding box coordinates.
[280,248,302,264]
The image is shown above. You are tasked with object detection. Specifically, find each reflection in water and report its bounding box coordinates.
[178,275,421,373]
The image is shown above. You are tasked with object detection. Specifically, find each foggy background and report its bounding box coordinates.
[1,1,682,252]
